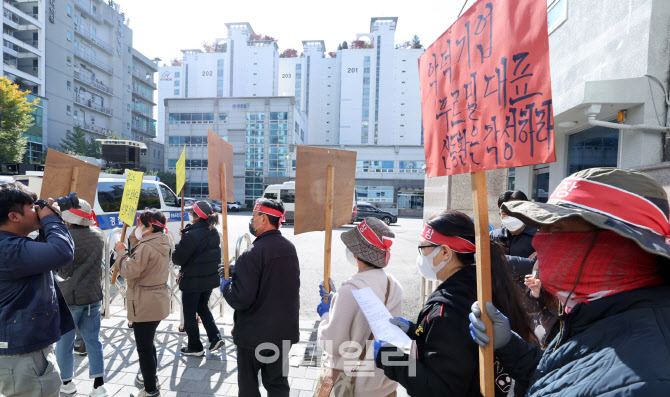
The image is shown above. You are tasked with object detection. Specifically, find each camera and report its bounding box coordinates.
[35,192,80,212]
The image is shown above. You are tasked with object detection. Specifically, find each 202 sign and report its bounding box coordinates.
[202,71,213,77]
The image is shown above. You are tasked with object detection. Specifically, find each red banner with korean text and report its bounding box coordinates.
[419,0,555,177]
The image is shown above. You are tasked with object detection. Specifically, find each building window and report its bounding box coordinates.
[174,71,180,78]
[66,81,71,91]
[67,56,71,66]
[548,0,568,33]
[168,113,216,124]
[507,168,516,190]
[356,160,395,173]
[174,80,180,87]
[399,161,426,173]
[174,89,179,95]
[66,106,71,115]
[357,186,394,203]
[91,27,96,37]
[167,136,209,147]
[567,125,619,175]
[67,32,72,41]
[67,5,71,16]
[218,113,228,123]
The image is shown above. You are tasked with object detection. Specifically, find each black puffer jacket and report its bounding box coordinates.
[56,225,105,306]
[172,221,221,293]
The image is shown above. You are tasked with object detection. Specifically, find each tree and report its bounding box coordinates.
[328,52,337,58]
[0,77,38,163]
[60,126,89,156]
[280,48,298,58]
[87,136,101,158]
[411,35,423,49]
[341,41,348,49]
[171,58,183,66]
[155,171,177,192]
[337,44,342,50]
[202,41,215,53]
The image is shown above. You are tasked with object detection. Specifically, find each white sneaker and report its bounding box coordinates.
[131,388,160,397]
[60,382,77,394]
[89,386,108,397]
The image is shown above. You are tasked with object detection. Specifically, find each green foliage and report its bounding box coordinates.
[411,35,423,49]
[342,41,348,49]
[60,125,101,158]
[154,171,177,192]
[0,77,38,163]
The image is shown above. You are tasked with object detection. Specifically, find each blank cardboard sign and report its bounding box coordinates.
[207,129,234,201]
[40,149,101,205]
[294,146,357,235]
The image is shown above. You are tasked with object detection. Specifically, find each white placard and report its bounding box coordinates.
[351,287,412,349]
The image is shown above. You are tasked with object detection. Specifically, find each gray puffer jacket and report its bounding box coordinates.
[57,225,105,306]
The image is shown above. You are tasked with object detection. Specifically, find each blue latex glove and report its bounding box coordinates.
[373,340,388,362]
[389,317,410,333]
[317,300,330,317]
[468,301,512,349]
[220,276,231,293]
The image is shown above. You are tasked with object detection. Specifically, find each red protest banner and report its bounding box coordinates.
[419,0,556,177]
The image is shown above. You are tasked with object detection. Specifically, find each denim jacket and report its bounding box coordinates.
[0,214,76,355]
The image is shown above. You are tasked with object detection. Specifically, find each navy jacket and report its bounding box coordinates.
[0,215,76,355]
[172,221,220,293]
[496,285,670,396]
[222,229,300,349]
[490,226,537,258]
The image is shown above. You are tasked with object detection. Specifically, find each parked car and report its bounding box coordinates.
[355,202,397,225]
[227,201,243,212]
[202,199,222,213]
[183,197,197,207]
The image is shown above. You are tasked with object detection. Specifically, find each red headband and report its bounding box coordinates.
[254,203,286,227]
[193,203,210,219]
[357,220,393,265]
[421,225,477,253]
[68,208,97,226]
[549,178,670,238]
[137,216,167,234]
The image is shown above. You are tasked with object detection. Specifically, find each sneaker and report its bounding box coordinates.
[180,346,205,357]
[74,342,87,356]
[136,373,158,386]
[61,381,77,394]
[89,386,108,397]
[209,338,225,352]
[131,388,160,397]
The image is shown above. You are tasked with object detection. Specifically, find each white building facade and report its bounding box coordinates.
[164,96,305,205]
[157,23,279,143]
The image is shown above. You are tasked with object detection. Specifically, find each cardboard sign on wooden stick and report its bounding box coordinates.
[207,130,234,201]
[207,129,234,280]
[294,146,356,235]
[41,149,101,205]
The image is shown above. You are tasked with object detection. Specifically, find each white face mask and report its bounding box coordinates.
[416,245,451,281]
[345,248,359,267]
[501,215,525,232]
[134,225,147,241]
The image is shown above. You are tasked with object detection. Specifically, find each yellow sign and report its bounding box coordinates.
[119,170,144,226]
[176,146,186,194]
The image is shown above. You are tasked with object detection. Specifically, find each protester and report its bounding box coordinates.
[115,209,171,397]
[172,201,224,356]
[491,190,537,258]
[523,263,560,349]
[375,210,536,397]
[0,182,75,397]
[469,167,670,395]
[55,199,107,396]
[315,217,402,397]
[221,198,299,397]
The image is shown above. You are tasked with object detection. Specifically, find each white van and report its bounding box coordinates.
[262,181,295,223]
[94,176,185,236]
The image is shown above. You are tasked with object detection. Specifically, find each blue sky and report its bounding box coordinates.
[115,0,471,65]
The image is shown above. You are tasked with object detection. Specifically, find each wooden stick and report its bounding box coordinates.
[323,165,335,303]
[111,223,128,285]
[221,163,230,280]
[471,171,494,397]
[180,188,185,230]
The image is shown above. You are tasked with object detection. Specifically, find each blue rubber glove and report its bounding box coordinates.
[468,301,512,349]
[389,317,410,333]
[373,340,388,362]
[317,300,330,317]
[220,277,231,293]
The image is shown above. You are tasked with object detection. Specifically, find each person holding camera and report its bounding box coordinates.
[0,182,75,397]
[115,209,171,397]
[55,199,107,396]
[172,201,224,356]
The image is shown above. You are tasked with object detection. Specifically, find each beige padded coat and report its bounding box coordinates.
[117,231,171,322]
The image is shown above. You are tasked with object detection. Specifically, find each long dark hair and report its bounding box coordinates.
[426,210,538,345]
[139,208,166,233]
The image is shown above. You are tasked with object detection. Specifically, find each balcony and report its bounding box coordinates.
[73,93,113,116]
[73,70,113,95]
[132,104,153,118]
[74,24,113,54]
[74,47,113,74]
[72,0,103,23]
[131,120,156,136]
[132,86,155,104]
[3,10,19,28]
[74,119,112,137]
[132,69,156,89]
[3,40,18,56]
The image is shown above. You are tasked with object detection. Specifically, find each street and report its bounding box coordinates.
[220,212,425,322]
